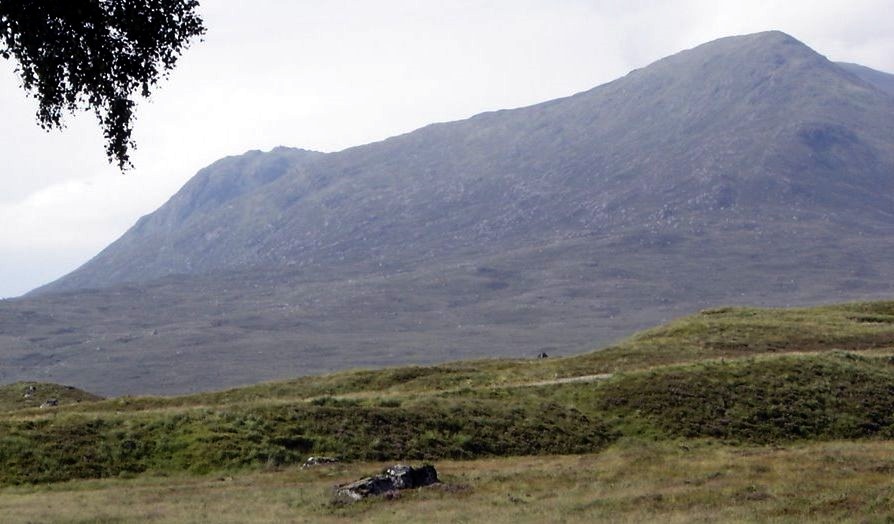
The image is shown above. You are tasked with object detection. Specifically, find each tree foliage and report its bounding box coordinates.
[0,0,205,169]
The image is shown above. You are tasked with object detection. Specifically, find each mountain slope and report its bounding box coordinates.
[33,146,325,292]
[40,30,894,293]
[837,61,894,96]
[3,31,894,395]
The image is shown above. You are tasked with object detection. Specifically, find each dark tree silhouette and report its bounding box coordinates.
[0,1,205,169]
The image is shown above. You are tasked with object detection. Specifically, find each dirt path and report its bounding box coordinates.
[525,373,614,387]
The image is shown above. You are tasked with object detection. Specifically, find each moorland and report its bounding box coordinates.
[3,301,894,522]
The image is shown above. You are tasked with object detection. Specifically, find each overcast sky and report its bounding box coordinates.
[1,0,893,298]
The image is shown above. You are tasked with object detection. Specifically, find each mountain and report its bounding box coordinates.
[836,61,894,96]
[36,31,894,293]
[3,31,894,395]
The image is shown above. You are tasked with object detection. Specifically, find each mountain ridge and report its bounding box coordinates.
[836,61,894,96]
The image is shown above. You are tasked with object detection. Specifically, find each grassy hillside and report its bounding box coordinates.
[596,352,894,441]
[35,300,894,413]
[2,301,894,488]
[0,382,101,412]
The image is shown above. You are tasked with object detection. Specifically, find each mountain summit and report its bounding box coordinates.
[6,31,894,395]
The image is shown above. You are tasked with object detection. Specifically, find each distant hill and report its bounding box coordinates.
[3,31,894,395]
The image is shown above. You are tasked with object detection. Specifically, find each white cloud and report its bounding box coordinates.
[1,178,136,250]
[0,171,179,297]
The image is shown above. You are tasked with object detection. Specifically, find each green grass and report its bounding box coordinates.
[0,399,613,485]
[595,351,894,442]
[3,300,894,489]
[2,440,893,523]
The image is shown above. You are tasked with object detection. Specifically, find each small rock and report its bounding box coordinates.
[334,464,439,502]
[23,385,37,399]
[302,456,339,469]
[40,398,59,408]
[536,351,549,359]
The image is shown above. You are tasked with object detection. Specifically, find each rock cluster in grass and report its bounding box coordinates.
[301,456,339,468]
[334,464,439,502]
